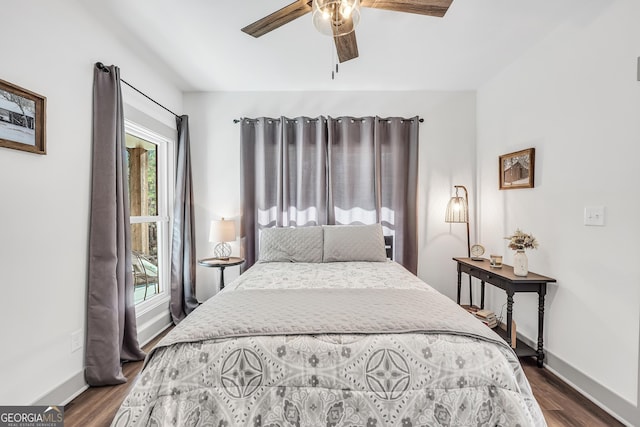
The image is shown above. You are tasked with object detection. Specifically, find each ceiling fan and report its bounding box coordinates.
[241,0,454,63]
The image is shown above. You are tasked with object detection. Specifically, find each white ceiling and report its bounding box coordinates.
[81,0,589,92]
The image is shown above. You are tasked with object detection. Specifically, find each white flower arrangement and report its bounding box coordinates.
[505,229,539,251]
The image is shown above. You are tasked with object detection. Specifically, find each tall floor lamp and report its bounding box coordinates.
[445,185,473,307]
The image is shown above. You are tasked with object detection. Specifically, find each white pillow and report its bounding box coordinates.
[322,224,387,262]
[259,226,323,263]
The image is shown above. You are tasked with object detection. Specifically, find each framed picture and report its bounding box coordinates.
[0,79,46,155]
[499,148,535,189]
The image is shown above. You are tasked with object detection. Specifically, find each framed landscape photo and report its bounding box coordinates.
[0,78,46,155]
[499,148,535,190]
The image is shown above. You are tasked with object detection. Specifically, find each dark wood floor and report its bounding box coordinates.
[64,331,624,427]
[520,358,624,426]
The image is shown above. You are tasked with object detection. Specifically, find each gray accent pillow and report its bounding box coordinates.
[323,224,387,262]
[259,226,324,263]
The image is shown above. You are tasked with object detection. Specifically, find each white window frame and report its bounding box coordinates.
[125,119,174,315]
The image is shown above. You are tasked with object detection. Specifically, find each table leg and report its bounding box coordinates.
[537,285,547,367]
[506,290,514,348]
[480,281,485,309]
[456,269,462,304]
[219,266,226,289]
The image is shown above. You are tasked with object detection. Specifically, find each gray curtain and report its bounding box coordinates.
[85,63,145,386]
[241,115,419,272]
[327,117,378,225]
[241,117,327,267]
[376,116,419,273]
[327,116,419,273]
[170,115,199,324]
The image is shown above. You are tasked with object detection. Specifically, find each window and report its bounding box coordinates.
[125,120,172,307]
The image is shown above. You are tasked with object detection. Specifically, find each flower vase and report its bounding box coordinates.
[513,250,528,276]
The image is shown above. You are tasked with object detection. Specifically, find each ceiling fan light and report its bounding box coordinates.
[313,0,360,37]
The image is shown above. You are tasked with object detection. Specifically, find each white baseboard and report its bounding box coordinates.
[32,370,87,406]
[137,307,172,347]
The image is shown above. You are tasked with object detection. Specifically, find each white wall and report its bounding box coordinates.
[0,0,182,405]
[477,0,640,422]
[184,91,476,301]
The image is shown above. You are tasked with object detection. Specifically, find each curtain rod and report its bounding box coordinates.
[96,62,180,119]
[233,117,424,123]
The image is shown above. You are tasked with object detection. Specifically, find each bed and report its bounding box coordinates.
[112,224,546,426]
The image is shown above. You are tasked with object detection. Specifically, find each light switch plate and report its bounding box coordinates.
[584,206,605,226]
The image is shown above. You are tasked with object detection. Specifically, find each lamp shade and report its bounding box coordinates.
[209,219,236,243]
[445,196,468,223]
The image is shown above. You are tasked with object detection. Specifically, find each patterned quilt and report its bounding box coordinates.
[112,261,546,427]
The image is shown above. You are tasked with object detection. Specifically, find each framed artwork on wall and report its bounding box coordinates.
[0,78,46,155]
[499,148,535,189]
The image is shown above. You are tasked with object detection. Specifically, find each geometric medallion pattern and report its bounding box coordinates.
[221,348,264,398]
[365,349,410,400]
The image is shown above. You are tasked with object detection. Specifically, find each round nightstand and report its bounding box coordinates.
[197,257,245,289]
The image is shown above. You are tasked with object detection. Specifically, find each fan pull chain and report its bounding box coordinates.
[331,39,338,80]
[331,38,335,80]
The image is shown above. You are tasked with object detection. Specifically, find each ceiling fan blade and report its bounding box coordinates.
[361,0,453,17]
[242,0,313,38]
[333,29,359,63]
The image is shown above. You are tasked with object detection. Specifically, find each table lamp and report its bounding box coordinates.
[209,218,236,260]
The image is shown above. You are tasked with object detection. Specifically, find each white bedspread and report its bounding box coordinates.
[112,261,546,427]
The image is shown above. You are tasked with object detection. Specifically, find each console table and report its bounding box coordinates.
[453,257,556,367]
